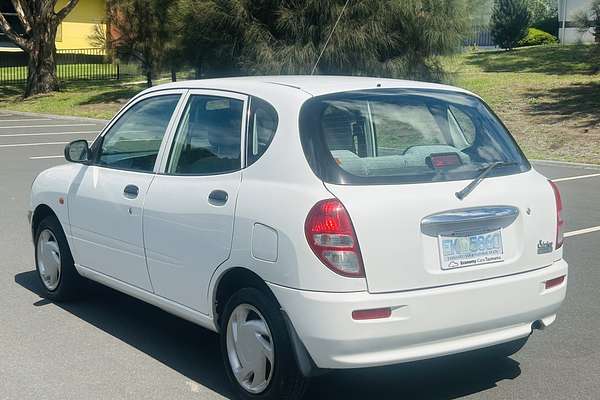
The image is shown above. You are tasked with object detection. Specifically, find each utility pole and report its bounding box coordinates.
[561,0,569,44]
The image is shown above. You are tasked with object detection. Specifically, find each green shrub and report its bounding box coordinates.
[491,0,531,50]
[526,0,559,36]
[517,28,558,47]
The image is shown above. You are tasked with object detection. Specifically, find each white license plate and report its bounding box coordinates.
[439,230,504,270]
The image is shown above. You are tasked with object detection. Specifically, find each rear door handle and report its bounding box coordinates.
[124,184,139,199]
[208,190,228,206]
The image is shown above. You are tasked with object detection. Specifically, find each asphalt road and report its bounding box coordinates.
[1,110,599,400]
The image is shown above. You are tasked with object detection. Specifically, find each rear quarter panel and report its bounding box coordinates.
[210,94,368,295]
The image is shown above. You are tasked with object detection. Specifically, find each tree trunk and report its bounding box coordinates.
[25,22,60,98]
[146,70,153,88]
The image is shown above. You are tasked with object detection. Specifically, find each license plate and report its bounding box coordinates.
[439,230,504,270]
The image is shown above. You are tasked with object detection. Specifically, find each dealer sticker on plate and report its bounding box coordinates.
[439,229,504,270]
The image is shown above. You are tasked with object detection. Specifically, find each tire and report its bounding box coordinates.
[34,215,84,302]
[220,287,308,400]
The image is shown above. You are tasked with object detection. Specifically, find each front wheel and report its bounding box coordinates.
[220,287,308,400]
[34,215,84,301]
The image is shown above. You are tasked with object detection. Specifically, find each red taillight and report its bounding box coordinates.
[549,180,564,249]
[545,275,565,289]
[352,307,392,321]
[305,199,365,278]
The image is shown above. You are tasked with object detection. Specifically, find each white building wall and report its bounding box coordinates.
[558,0,596,44]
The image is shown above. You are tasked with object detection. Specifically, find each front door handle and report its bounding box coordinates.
[208,190,228,206]
[124,184,139,199]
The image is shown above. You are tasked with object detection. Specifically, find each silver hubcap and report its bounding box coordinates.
[226,304,275,394]
[36,229,61,291]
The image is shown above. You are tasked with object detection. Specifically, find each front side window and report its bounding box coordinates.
[167,95,243,175]
[97,94,181,172]
[300,89,529,185]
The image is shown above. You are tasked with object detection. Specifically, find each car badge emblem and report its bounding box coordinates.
[537,240,553,254]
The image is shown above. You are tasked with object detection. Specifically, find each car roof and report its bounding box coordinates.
[143,75,477,99]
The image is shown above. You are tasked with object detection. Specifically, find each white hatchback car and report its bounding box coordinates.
[30,76,567,400]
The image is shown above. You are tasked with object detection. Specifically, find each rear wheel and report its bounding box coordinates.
[34,215,84,301]
[220,287,308,400]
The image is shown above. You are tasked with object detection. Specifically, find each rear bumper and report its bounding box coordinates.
[268,259,567,369]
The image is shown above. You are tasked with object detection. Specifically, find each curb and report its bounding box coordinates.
[531,159,600,170]
[0,109,109,124]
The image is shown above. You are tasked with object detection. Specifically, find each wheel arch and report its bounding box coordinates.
[211,266,323,378]
[212,267,277,331]
[31,204,59,240]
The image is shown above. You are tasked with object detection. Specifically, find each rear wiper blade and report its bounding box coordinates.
[455,161,516,200]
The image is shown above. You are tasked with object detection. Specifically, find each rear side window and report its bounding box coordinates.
[167,95,244,175]
[300,89,529,185]
[246,97,278,166]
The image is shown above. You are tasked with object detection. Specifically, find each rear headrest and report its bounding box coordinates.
[321,107,354,151]
[207,109,242,148]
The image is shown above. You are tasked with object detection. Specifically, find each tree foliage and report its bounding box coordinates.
[1,0,480,97]
[468,0,494,26]
[490,0,531,50]
[594,0,600,44]
[102,0,171,87]
[525,0,558,37]
[573,0,600,43]
[572,0,600,72]
[0,0,81,97]
[167,0,273,77]
[169,0,470,81]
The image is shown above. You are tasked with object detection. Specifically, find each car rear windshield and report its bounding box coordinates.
[300,89,530,185]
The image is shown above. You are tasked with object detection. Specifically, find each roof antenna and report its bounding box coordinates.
[310,0,351,76]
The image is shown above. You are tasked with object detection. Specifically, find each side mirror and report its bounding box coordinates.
[64,140,90,163]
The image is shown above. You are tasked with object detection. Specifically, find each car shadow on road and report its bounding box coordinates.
[15,270,521,400]
[307,352,520,399]
[15,270,234,398]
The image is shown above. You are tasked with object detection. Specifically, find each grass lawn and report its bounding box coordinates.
[0,79,146,120]
[1,45,599,163]
[446,44,600,164]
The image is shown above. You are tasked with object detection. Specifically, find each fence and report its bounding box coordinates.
[0,48,119,84]
[464,28,496,47]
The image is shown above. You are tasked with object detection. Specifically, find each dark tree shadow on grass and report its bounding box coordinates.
[76,84,143,106]
[16,269,522,400]
[0,84,25,103]
[465,45,598,75]
[525,81,600,129]
[0,80,142,107]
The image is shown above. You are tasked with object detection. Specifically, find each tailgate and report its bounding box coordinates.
[325,170,557,293]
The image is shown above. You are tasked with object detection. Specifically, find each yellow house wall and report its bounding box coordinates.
[54,0,105,49]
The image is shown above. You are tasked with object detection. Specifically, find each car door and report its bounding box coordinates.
[142,90,247,313]
[68,91,185,291]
